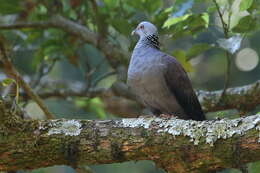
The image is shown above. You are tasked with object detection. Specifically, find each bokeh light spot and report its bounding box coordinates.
[235,48,259,71]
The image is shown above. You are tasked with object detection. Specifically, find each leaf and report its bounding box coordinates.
[75,98,106,119]
[162,14,191,28]
[232,15,256,33]
[201,13,209,28]
[0,0,23,14]
[163,13,209,40]
[1,78,19,103]
[144,0,161,14]
[247,0,260,13]
[239,0,254,11]
[172,50,193,72]
[88,98,106,119]
[36,4,47,15]
[1,78,15,87]
[187,43,212,59]
[207,6,217,13]
[104,0,119,9]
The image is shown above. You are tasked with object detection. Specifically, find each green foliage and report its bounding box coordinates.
[0,0,22,14]
[1,78,19,103]
[232,15,257,33]
[75,98,107,119]
[239,0,254,11]
[163,14,191,28]
[172,49,193,72]
[162,13,209,39]
[1,78,16,87]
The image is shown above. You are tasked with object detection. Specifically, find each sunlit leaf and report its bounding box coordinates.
[75,98,106,119]
[37,4,47,15]
[239,0,254,11]
[88,98,106,119]
[1,78,19,103]
[1,78,15,87]
[172,50,193,72]
[201,13,209,28]
[163,14,191,28]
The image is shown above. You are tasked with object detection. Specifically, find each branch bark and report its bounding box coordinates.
[0,100,260,173]
[26,79,260,116]
[197,80,260,112]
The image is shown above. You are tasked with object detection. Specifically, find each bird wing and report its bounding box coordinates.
[162,54,206,121]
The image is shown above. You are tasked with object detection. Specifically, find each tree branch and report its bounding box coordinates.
[24,79,260,115]
[0,42,54,119]
[0,100,260,173]
[197,80,260,112]
[0,15,129,68]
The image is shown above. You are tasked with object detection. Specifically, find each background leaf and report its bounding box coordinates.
[240,0,254,11]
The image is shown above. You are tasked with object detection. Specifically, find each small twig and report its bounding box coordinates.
[213,0,228,37]
[31,59,57,88]
[213,0,232,99]
[220,52,232,99]
[0,41,54,119]
[84,57,93,90]
[84,59,106,90]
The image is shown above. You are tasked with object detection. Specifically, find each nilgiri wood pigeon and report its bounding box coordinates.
[127,21,205,121]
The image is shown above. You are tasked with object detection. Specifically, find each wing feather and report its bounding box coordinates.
[162,54,206,121]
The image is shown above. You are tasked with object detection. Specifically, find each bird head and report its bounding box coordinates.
[131,21,157,39]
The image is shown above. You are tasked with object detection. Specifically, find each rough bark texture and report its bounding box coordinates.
[1,100,260,173]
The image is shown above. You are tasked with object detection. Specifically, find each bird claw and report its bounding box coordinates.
[159,114,175,119]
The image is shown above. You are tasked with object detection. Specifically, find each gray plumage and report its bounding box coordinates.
[127,21,205,121]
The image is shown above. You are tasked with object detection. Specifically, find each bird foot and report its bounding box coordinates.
[159,114,175,119]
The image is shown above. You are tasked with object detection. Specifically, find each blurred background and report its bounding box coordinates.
[0,0,260,172]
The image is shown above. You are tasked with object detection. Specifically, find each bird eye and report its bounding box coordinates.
[139,25,144,29]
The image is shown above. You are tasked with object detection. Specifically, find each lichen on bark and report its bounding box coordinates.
[39,119,82,136]
[120,113,260,146]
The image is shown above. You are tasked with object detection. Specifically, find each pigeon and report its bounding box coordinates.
[127,21,205,121]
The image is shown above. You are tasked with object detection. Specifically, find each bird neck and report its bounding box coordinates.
[137,34,160,50]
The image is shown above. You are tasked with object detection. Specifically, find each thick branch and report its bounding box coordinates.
[0,101,260,173]
[30,80,260,115]
[197,80,260,112]
[0,15,129,68]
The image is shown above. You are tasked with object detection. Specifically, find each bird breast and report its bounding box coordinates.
[127,49,167,102]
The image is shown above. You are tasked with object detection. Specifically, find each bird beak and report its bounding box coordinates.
[131,29,136,36]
